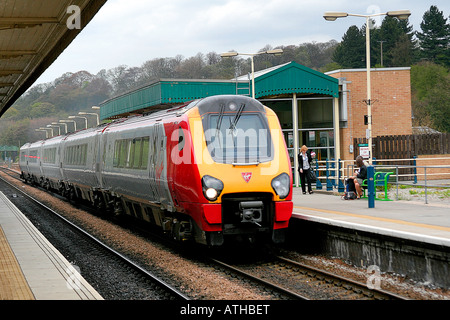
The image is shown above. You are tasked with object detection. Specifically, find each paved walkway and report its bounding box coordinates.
[291,186,450,247]
[0,191,103,300]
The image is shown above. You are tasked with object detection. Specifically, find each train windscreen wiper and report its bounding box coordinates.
[228,103,245,133]
[215,103,225,147]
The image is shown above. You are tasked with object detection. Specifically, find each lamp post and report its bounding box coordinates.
[78,112,99,126]
[39,127,53,137]
[69,116,88,129]
[52,122,67,134]
[323,10,410,165]
[60,120,77,131]
[220,49,283,99]
[35,129,49,139]
[47,124,60,136]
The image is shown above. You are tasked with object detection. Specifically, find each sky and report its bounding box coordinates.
[35,0,449,85]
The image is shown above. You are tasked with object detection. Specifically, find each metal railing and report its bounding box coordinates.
[307,157,450,204]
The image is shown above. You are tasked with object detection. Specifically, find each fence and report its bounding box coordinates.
[310,157,450,204]
[353,133,450,181]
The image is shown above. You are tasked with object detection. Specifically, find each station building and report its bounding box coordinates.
[99,61,412,186]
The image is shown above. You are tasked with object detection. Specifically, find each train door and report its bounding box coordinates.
[93,131,102,188]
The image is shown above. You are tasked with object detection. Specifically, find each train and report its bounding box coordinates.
[19,95,293,246]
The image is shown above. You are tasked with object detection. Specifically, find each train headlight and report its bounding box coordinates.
[202,175,224,201]
[271,173,290,199]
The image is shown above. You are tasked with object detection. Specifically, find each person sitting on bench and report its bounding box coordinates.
[348,155,367,199]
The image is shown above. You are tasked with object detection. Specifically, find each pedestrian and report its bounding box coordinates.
[298,145,313,194]
[348,155,367,199]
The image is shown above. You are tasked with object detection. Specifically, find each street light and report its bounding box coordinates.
[39,127,53,137]
[35,129,49,139]
[60,120,77,131]
[52,122,67,134]
[323,10,410,164]
[47,124,60,136]
[220,49,283,99]
[69,116,88,129]
[78,112,99,126]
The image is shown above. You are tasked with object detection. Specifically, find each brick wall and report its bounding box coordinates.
[415,154,450,181]
[327,68,413,161]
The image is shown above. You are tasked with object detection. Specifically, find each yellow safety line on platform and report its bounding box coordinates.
[0,226,35,300]
[294,206,450,233]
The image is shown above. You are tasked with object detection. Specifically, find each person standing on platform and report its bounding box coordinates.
[298,145,313,194]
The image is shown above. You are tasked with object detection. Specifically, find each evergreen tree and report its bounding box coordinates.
[416,5,450,67]
[332,25,365,68]
[372,16,417,67]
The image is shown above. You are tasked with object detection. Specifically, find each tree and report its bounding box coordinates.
[411,61,450,132]
[372,16,417,67]
[29,102,56,118]
[416,5,450,67]
[332,25,365,68]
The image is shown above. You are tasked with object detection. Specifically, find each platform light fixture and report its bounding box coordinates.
[79,111,99,126]
[60,119,77,131]
[69,115,88,129]
[323,9,410,164]
[220,49,283,99]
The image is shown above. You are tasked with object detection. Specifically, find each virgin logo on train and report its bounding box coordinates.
[241,172,252,183]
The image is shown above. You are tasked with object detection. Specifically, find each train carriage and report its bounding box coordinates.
[40,135,65,190]
[19,140,44,185]
[20,95,293,246]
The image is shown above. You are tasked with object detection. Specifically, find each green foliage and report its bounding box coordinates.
[333,25,365,68]
[411,62,450,132]
[416,5,450,67]
[333,16,417,68]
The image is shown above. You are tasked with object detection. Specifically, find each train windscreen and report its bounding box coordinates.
[203,109,274,165]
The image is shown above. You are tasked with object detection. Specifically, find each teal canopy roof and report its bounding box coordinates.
[99,61,339,120]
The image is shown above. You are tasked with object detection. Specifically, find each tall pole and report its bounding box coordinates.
[250,55,255,99]
[366,16,373,165]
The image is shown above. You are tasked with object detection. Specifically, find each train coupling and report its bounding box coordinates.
[238,201,263,227]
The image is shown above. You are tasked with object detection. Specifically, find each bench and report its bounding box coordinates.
[361,171,393,201]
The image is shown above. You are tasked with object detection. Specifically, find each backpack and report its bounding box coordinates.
[342,191,357,200]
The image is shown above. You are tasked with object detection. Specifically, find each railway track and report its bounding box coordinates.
[0,168,189,300]
[1,166,410,300]
[211,254,408,300]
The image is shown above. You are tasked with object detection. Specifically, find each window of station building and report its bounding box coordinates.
[114,137,149,169]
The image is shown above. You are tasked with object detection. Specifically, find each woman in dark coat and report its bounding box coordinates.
[298,145,313,194]
[349,155,367,198]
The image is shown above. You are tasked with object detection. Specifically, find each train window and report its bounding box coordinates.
[125,140,133,168]
[205,113,273,164]
[141,137,149,169]
[43,148,56,164]
[64,144,87,166]
[28,150,38,163]
[113,137,149,169]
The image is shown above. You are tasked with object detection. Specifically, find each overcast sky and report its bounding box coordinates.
[35,0,448,85]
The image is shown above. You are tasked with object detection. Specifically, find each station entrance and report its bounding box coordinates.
[261,96,336,186]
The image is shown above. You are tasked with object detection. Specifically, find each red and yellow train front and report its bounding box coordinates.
[174,95,292,246]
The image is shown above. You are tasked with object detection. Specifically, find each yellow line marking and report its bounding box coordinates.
[293,205,450,232]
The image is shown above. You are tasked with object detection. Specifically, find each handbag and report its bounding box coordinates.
[307,169,317,183]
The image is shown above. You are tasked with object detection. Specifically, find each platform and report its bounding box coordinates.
[291,187,450,247]
[0,191,103,300]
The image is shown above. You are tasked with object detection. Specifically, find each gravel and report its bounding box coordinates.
[1,168,449,300]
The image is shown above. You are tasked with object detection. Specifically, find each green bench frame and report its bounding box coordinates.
[361,171,393,201]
